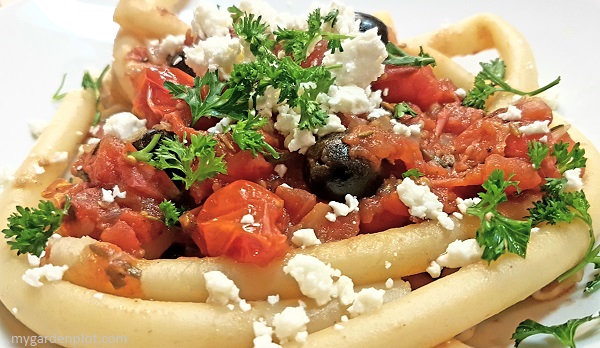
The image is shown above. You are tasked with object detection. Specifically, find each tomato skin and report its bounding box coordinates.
[373,65,459,111]
[294,203,360,242]
[192,180,289,266]
[132,66,194,127]
[275,185,317,225]
[79,136,180,202]
[359,179,410,233]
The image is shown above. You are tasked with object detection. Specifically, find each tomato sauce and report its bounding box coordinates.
[46,35,570,267]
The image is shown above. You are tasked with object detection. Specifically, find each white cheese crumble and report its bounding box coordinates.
[564,168,584,191]
[496,105,522,121]
[184,35,242,80]
[518,120,550,135]
[427,239,484,278]
[101,185,127,203]
[272,306,310,344]
[291,228,322,248]
[267,294,280,305]
[93,293,105,300]
[326,85,379,115]
[204,270,241,306]
[274,164,288,177]
[27,251,44,267]
[103,112,147,142]
[22,264,69,288]
[328,194,359,220]
[28,118,49,139]
[32,163,45,175]
[283,254,343,306]
[454,88,467,98]
[253,319,281,348]
[385,278,394,289]
[11,308,18,315]
[322,28,387,88]
[456,197,482,214]
[190,1,233,39]
[207,116,233,134]
[391,120,422,137]
[396,178,454,230]
[149,34,186,61]
[347,288,385,317]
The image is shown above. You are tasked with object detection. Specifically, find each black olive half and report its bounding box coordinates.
[355,12,389,44]
[304,132,383,202]
[167,51,196,77]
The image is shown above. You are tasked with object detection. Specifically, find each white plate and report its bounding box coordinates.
[0,0,599,347]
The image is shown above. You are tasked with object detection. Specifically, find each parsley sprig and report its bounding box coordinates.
[512,313,600,347]
[462,58,560,109]
[384,44,436,67]
[274,8,348,62]
[2,199,71,256]
[135,133,227,190]
[527,140,594,283]
[467,169,532,263]
[159,200,183,227]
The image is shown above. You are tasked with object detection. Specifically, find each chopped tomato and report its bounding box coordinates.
[359,179,410,233]
[481,154,542,192]
[78,135,180,201]
[344,124,424,168]
[373,65,459,111]
[294,203,360,242]
[275,185,317,224]
[132,66,194,127]
[191,180,289,266]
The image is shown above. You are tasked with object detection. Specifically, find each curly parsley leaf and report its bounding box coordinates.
[149,133,227,190]
[402,168,424,180]
[512,313,600,348]
[384,44,436,67]
[553,142,587,174]
[393,102,418,118]
[527,140,550,170]
[462,58,560,109]
[227,112,279,158]
[274,8,348,62]
[585,256,600,293]
[229,8,275,56]
[466,169,532,262]
[159,200,182,227]
[2,199,71,257]
[164,72,244,125]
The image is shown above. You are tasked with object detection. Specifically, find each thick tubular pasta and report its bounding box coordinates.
[402,14,537,108]
[113,0,188,39]
[47,217,479,302]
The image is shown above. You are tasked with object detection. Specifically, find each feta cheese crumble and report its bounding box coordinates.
[184,35,243,79]
[427,239,484,278]
[291,228,322,248]
[496,105,522,121]
[101,185,127,203]
[190,1,233,39]
[22,264,69,288]
[347,288,385,317]
[322,28,387,88]
[518,120,550,135]
[103,112,147,142]
[564,168,584,191]
[396,178,454,230]
[203,271,252,312]
[272,306,310,344]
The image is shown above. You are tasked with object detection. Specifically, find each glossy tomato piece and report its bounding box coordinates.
[79,136,180,201]
[192,180,289,266]
[132,66,194,127]
[373,65,459,111]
